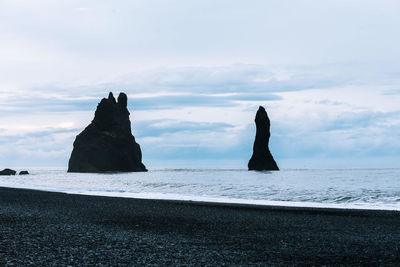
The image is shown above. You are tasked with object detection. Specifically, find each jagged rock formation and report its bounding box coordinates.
[19,171,29,175]
[248,106,279,171]
[0,169,16,175]
[68,92,147,173]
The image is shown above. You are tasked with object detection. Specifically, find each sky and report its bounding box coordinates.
[1,0,400,168]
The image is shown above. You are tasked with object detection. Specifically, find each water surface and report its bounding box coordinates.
[1,168,399,210]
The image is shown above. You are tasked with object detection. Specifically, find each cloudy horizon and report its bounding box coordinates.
[1,0,400,168]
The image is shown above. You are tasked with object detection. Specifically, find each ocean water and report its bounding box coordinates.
[1,168,400,210]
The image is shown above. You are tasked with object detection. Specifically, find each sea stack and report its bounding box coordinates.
[248,106,279,171]
[68,92,147,173]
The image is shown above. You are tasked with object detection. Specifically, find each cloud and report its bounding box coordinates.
[128,92,281,110]
[0,97,98,113]
[0,127,79,167]
[134,120,235,138]
[138,123,253,161]
[382,89,400,95]
[321,111,400,131]
[0,63,399,168]
[0,91,280,114]
[0,57,399,169]
[4,61,398,114]
[2,105,400,168]
[118,64,357,94]
[269,109,400,159]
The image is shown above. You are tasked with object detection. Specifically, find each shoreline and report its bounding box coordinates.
[1,186,400,265]
[2,184,400,212]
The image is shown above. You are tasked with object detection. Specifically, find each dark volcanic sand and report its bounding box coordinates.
[1,187,400,266]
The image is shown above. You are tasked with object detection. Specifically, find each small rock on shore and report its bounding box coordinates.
[0,169,16,175]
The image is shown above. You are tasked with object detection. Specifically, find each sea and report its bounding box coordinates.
[1,168,400,211]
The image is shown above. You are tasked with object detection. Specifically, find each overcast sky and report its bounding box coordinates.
[1,0,400,168]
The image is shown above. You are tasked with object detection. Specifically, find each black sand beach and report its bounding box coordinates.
[1,187,400,265]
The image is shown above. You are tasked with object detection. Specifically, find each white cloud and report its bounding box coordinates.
[1,0,400,88]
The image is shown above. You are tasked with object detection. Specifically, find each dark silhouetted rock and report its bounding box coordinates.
[248,106,279,171]
[19,171,29,175]
[0,168,16,175]
[68,92,147,173]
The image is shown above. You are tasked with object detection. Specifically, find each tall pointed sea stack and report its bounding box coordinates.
[68,92,147,172]
[248,106,279,171]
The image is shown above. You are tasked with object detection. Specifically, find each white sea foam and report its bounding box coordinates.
[1,168,400,211]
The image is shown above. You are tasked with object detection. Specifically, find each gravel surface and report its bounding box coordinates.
[1,186,400,266]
